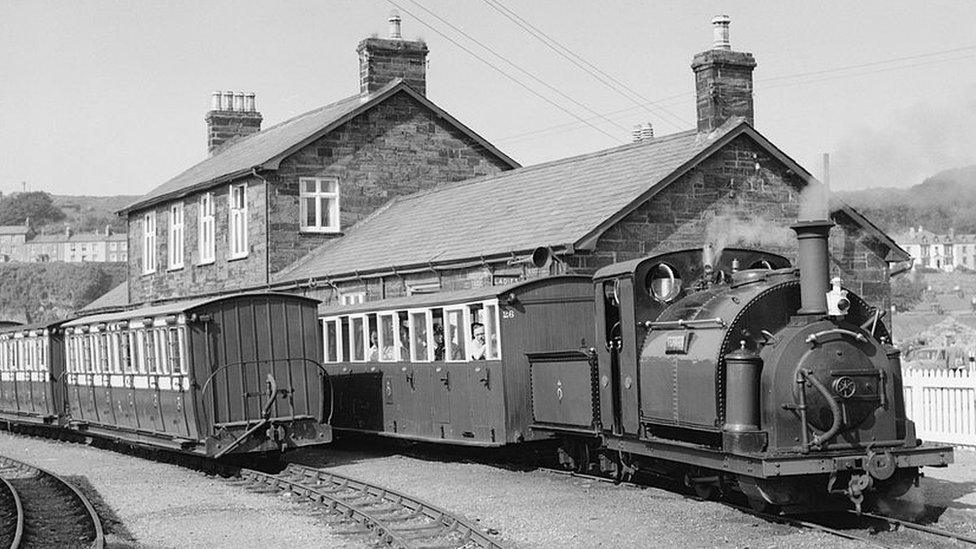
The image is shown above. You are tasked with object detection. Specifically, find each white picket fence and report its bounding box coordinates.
[902,366,976,447]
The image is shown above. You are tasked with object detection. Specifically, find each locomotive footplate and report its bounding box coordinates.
[601,434,953,478]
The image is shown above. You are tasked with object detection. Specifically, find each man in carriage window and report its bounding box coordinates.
[468,323,486,361]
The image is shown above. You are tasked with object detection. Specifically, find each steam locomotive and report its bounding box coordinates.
[530,220,953,512]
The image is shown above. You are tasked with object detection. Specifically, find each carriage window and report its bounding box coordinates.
[134,331,147,373]
[397,312,410,361]
[484,302,500,360]
[366,314,379,362]
[432,310,445,361]
[323,318,341,362]
[154,329,169,374]
[350,315,366,362]
[378,313,397,362]
[168,328,183,375]
[340,317,350,362]
[121,333,133,373]
[99,333,110,373]
[444,308,466,362]
[409,310,431,362]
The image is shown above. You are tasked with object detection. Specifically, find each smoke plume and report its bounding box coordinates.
[830,89,976,191]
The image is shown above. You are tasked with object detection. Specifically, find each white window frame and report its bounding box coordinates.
[198,192,216,265]
[443,305,470,363]
[481,299,502,360]
[142,211,156,274]
[228,184,248,259]
[299,177,340,233]
[168,202,185,270]
[348,314,368,363]
[340,292,366,306]
[377,312,400,363]
[408,308,434,363]
[322,317,343,363]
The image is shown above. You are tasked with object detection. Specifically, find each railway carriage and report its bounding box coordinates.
[0,321,65,426]
[320,276,593,446]
[60,293,331,456]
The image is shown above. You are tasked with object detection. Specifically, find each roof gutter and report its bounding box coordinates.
[118,167,259,216]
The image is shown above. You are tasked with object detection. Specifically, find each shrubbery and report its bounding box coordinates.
[0,262,126,323]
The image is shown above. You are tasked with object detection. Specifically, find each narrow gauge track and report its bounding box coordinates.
[542,467,976,548]
[232,463,507,549]
[0,454,104,549]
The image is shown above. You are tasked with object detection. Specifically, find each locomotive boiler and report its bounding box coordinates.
[530,221,953,513]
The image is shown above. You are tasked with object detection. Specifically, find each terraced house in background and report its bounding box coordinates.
[0,223,126,263]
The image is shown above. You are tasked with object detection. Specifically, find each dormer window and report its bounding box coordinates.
[299,177,340,233]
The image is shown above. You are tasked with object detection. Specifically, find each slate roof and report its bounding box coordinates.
[275,118,909,283]
[29,232,126,244]
[121,80,519,214]
[275,124,720,281]
[0,225,29,236]
[78,282,129,314]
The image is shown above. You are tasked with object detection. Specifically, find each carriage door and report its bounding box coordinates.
[602,281,624,435]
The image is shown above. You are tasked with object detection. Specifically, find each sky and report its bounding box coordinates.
[1,1,975,197]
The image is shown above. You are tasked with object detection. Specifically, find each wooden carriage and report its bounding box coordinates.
[61,293,331,456]
[0,321,65,426]
[320,276,593,446]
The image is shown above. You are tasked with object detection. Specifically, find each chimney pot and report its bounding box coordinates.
[210,91,222,111]
[641,123,654,140]
[206,90,263,154]
[222,91,234,111]
[632,124,643,143]
[244,93,256,112]
[389,11,402,39]
[233,92,245,112]
[712,14,732,50]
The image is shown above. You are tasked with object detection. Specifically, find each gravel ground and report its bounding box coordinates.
[289,441,878,549]
[1,429,973,548]
[0,432,365,549]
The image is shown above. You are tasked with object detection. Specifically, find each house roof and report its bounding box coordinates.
[275,118,907,284]
[78,282,129,314]
[275,124,717,282]
[0,225,29,235]
[121,80,520,214]
[29,232,126,244]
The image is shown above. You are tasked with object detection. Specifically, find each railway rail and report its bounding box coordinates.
[232,463,507,549]
[0,454,104,549]
[542,467,976,548]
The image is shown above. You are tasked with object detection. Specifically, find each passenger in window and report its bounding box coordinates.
[432,324,445,361]
[398,326,411,361]
[468,323,487,361]
[368,330,379,361]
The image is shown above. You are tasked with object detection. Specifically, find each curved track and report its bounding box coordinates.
[0,455,104,549]
[233,463,508,549]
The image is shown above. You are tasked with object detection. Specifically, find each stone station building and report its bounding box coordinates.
[93,16,907,320]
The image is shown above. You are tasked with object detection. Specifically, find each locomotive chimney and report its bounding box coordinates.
[791,220,833,316]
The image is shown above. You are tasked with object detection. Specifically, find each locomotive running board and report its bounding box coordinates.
[601,434,953,478]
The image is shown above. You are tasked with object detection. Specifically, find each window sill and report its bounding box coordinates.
[141,270,156,277]
[197,259,215,267]
[167,265,184,272]
[300,227,342,235]
[228,253,249,262]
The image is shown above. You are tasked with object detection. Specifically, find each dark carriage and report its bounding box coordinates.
[61,293,331,456]
[0,321,66,426]
[320,276,594,446]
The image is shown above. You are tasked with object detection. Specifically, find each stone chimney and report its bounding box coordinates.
[357,12,429,96]
[691,15,756,132]
[205,90,263,155]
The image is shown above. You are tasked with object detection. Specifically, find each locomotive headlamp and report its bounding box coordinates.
[826,277,850,316]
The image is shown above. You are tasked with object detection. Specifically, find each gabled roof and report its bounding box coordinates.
[275,118,908,284]
[121,80,520,214]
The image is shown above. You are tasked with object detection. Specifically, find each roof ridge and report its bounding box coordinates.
[387,127,701,206]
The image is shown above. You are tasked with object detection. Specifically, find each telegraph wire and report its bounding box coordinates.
[384,0,624,143]
[396,0,630,138]
[481,0,690,130]
[497,43,976,144]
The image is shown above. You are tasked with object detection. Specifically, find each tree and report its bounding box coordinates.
[0,192,66,227]
[891,274,926,312]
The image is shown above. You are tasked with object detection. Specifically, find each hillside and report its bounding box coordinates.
[836,164,976,235]
[0,262,127,323]
[51,194,138,232]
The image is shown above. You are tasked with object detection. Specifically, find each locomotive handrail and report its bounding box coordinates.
[644,317,726,330]
[801,369,843,448]
[198,357,334,433]
[805,328,867,345]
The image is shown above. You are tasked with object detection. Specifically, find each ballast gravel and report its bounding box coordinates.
[0,432,365,549]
